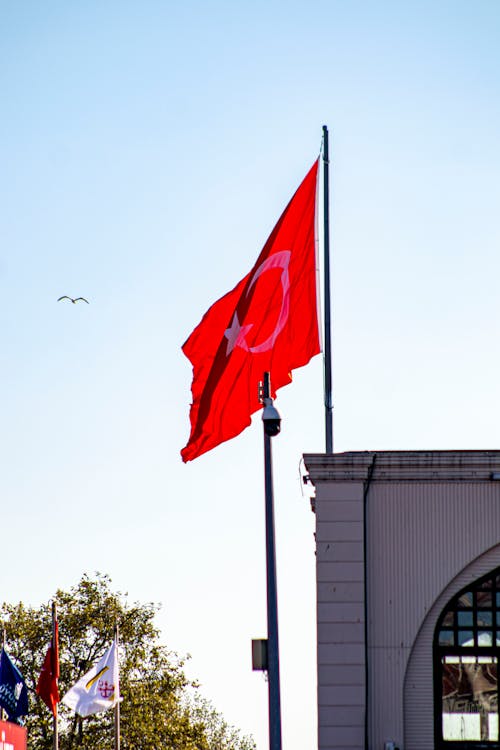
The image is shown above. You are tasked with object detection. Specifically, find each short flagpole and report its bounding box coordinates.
[261,372,282,750]
[52,602,58,750]
[1,625,5,723]
[322,125,334,453]
[114,624,120,750]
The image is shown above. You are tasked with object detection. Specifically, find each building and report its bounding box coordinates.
[303,450,500,750]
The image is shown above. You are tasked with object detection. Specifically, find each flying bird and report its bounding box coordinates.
[57,296,89,304]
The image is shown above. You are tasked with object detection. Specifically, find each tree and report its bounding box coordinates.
[1,574,256,750]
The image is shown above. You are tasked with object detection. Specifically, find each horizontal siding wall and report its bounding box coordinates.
[315,481,366,750]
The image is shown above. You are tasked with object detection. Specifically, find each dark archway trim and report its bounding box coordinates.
[434,567,500,749]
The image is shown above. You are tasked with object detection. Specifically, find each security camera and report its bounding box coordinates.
[262,402,281,437]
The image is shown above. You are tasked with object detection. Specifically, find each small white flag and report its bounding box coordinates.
[62,639,120,717]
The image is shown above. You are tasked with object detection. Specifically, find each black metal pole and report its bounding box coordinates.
[322,125,333,453]
[52,601,58,750]
[114,624,120,750]
[1,625,5,722]
[262,372,282,750]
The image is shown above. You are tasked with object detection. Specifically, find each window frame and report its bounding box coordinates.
[434,569,500,749]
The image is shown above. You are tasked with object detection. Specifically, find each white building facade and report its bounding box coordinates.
[303,450,500,750]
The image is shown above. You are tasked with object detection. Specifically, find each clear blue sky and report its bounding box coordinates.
[1,2,500,747]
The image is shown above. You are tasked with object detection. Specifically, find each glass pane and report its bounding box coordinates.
[458,630,474,647]
[462,656,477,664]
[458,612,473,627]
[496,592,500,607]
[442,611,454,627]
[477,591,492,608]
[490,713,499,740]
[477,631,493,646]
[439,630,455,646]
[479,579,493,590]
[477,612,493,627]
[459,591,473,607]
[442,658,498,741]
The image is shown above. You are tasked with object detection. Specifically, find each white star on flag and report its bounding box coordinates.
[224,312,253,354]
[62,639,121,717]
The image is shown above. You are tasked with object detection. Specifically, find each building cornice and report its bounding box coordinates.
[303,450,500,483]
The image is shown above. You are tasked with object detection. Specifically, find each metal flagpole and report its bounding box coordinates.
[52,601,58,750]
[114,624,120,750]
[261,372,282,750]
[1,625,5,723]
[322,125,334,453]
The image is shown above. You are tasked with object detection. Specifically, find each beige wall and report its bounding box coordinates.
[304,451,500,750]
[315,478,366,750]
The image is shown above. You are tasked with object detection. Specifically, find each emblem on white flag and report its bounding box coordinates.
[62,639,120,717]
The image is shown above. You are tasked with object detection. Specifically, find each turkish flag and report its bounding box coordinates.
[181,160,321,462]
[36,622,60,716]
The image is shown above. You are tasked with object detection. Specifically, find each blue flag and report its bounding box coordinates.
[0,647,28,721]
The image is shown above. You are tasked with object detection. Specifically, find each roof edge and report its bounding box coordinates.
[303,450,500,483]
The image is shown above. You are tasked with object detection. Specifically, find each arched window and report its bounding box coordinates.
[434,568,500,747]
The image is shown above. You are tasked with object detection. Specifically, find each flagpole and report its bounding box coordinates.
[261,372,282,750]
[1,625,5,723]
[322,125,333,453]
[114,625,120,750]
[52,602,58,750]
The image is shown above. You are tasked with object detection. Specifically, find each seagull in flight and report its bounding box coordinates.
[57,296,89,304]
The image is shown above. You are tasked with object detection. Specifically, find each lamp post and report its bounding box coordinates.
[261,371,282,750]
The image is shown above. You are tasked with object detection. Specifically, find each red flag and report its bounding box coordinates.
[36,621,60,716]
[181,160,321,462]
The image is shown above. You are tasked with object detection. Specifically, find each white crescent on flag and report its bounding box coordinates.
[224,250,291,355]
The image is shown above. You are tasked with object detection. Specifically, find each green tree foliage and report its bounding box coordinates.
[1,574,256,750]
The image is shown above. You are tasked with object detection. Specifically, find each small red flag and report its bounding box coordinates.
[181,160,321,462]
[36,622,60,716]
